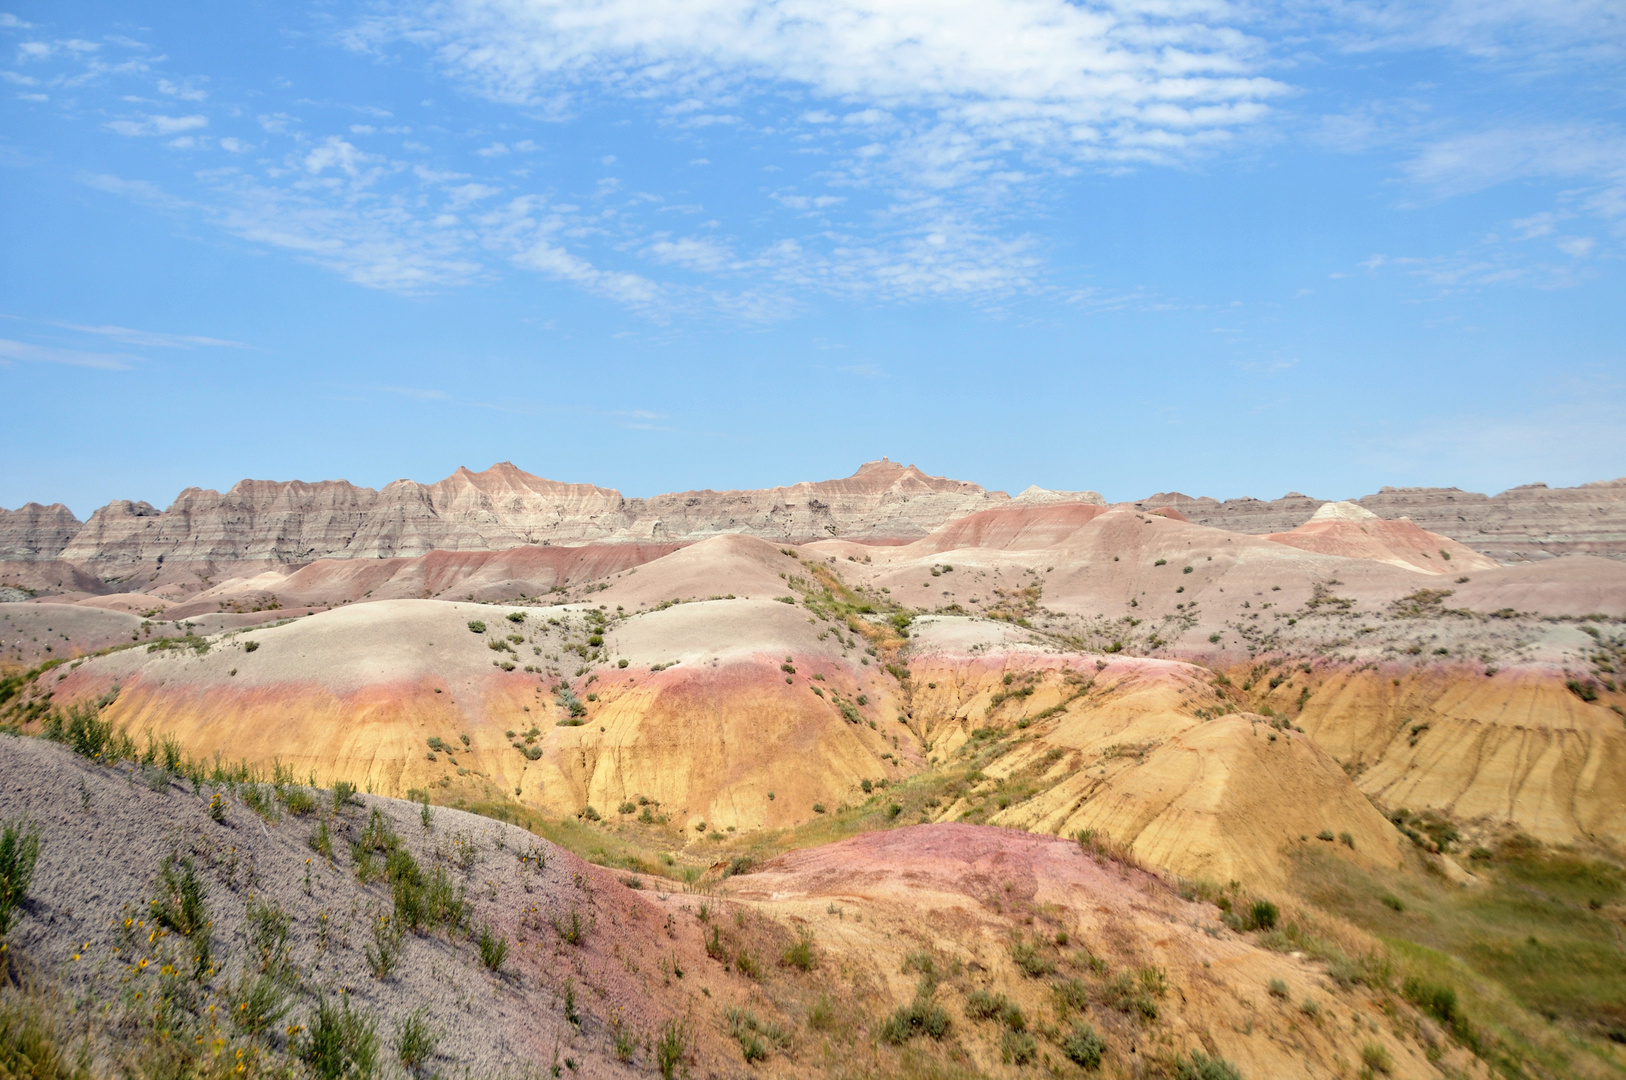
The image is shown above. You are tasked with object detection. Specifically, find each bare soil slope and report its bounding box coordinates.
[729,824,1473,1080]
[1265,502,1498,574]
[0,734,763,1078]
[0,732,1477,1080]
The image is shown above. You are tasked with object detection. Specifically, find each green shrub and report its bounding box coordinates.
[1010,934,1055,977]
[0,992,91,1080]
[478,924,508,971]
[1402,976,1461,1029]
[1171,1050,1241,1080]
[246,896,291,971]
[233,973,291,1036]
[467,621,486,634]
[1248,899,1279,930]
[781,928,816,971]
[725,1007,789,1061]
[394,1007,439,1072]
[1361,1043,1392,1074]
[424,865,465,931]
[555,906,587,946]
[152,852,209,973]
[283,787,317,815]
[965,990,1024,1030]
[1053,977,1090,1015]
[1062,1022,1106,1068]
[304,996,379,1080]
[364,914,401,979]
[1268,977,1289,998]
[309,819,333,860]
[879,996,949,1044]
[1001,1029,1038,1064]
[808,995,836,1030]
[43,702,124,762]
[0,819,41,936]
[880,972,949,1045]
[1099,972,1157,1020]
[389,848,425,932]
[656,1017,688,1080]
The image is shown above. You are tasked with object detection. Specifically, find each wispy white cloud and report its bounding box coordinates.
[482,196,662,305]
[359,0,1287,174]
[80,171,191,210]
[0,338,133,370]
[19,0,1623,322]
[157,77,205,101]
[1404,123,1626,198]
[302,135,378,178]
[643,235,738,273]
[773,192,844,211]
[49,322,246,348]
[1318,0,1625,66]
[105,113,207,137]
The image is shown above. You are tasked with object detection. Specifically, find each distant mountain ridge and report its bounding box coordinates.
[1136,479,1626,562]
[4,462,1624,571]
[0,459,1015,567]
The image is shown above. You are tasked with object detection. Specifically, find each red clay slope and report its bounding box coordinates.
[1265,501,1498,574]
[904,502,1109,554]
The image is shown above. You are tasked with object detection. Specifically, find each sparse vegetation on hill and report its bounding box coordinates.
[6,498,1626,1078]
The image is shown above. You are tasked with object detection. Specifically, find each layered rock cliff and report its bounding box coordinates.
[8,464,1626,578]
[1138,478,1626,561]
[7,459,1007,571]
[0,502,82,560]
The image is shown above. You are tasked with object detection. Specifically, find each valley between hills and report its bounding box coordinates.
[2,461,1625,1080]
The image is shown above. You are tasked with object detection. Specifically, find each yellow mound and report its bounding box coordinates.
[902,651,1407,890]
[1298,667,1626,844]
[48,596,904,837]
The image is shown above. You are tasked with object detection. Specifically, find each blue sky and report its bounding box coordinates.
[1,0,1623,517]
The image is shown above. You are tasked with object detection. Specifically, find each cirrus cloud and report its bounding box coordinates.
[358,0,1288,174]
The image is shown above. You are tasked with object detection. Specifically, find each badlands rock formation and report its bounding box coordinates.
[1264,501,1499,574]
[14,500,1624,888]
[0,459,1005,570]
[1141,477,1626,561]
[6,464,1626,600]
[5,467,1623,1079]
[2,734,1465,1080]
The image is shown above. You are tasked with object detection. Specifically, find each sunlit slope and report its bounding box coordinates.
[48,592,906,832]
[899,636,1407,890]
[1296,666,1626,844]
[729,824,1464,1080]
